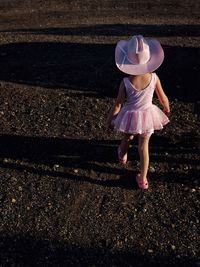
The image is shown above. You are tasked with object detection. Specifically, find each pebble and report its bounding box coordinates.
[171,245,176,250]
[53,164,60,170]
[74,169,78,173]
[147,249,153,253]
[11,198,16,203]
[191,188,196,193]
[149,166,155,173]
[3,158,9,163]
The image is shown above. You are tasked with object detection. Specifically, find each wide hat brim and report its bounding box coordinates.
[115,39,164,75]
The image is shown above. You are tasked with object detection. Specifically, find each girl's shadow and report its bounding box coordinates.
[0,134,139,190]
[0,133,199,189]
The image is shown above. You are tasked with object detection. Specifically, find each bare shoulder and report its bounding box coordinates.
[154,72,160,82]
[116,79,126,103]
[155,74,167,97]
[118,79,126,94]
[119,79,125,89]
[155,73,163,88]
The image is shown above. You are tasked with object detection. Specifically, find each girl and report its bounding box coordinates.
[106,35,170,189]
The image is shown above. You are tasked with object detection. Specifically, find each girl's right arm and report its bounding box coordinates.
[106,80,126,130]
[155,76,170,116]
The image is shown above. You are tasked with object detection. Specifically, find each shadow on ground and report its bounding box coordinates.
[0,134,199,188]
[0,29,199,101]
[0,234,197,267]
[1,24,200,37]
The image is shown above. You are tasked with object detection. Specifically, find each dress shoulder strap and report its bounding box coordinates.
[123,77,131,94]
[123,77,129,88]
[153,72,158,84]
[150,72,158,89]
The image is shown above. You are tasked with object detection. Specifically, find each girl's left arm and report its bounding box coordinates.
[155,76,170,116]
[106,80,126,129]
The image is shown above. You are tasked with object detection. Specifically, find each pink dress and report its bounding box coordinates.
[113,73,169,135]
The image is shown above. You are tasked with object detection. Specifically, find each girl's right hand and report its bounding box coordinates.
[106,122,114,132]
[106,119,114,132]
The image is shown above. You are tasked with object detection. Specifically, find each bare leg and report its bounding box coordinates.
[138,135,151,181]
[118,134,134,164]
[120,134,134,154]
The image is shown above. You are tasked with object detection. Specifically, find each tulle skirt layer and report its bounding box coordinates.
[113,104,169,134]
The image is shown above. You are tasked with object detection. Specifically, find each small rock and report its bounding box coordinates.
[3,158,9,163]
[74,169,78,173]
[191,188,196,193]
[53,164,60,170]
[149,166,155,173]
[171,245,176,250]
[147,249,153,253]
[11,198,16,203]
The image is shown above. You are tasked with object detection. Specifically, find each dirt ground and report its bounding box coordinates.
[0,1,200,266]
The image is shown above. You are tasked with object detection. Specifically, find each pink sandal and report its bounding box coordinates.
[136,174,149,189]
[118,145,127,165]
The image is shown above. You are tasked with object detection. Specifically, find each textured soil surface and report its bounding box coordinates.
[0,1,200,266]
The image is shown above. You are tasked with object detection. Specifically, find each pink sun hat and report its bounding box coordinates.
[115,35,164,75]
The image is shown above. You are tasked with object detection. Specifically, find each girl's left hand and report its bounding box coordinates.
[163,109,171,117]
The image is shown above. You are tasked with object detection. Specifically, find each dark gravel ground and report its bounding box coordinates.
[0,1,200,266]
